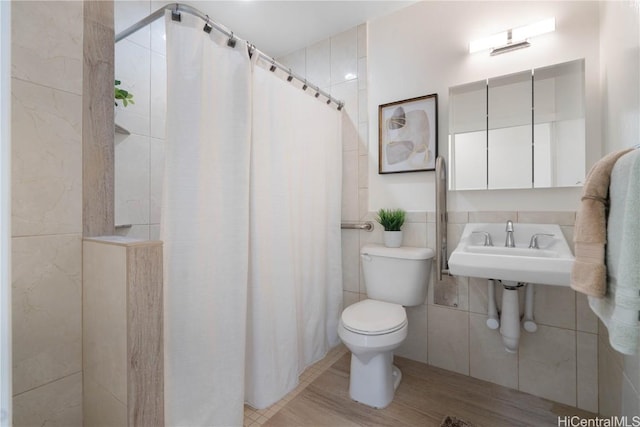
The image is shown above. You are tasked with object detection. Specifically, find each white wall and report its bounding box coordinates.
[0,2,11,425]
[597,0,640,417]
[368,1,601,212]
[600,0,640,154]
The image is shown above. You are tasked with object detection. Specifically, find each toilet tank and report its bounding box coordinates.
[361,244,434,306]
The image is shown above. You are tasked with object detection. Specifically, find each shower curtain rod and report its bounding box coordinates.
[115,2,345,111]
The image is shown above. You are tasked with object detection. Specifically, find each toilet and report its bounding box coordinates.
[338,244,434,409]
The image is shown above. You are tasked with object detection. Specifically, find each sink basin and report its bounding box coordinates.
[448,223,575,286]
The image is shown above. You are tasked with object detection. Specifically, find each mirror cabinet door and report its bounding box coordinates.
[533,59,585,188]
[449,81,487,190]
[487,70,532,189]
[447,59,585,191]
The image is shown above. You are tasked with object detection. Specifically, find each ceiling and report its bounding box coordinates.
[179,1,415,58]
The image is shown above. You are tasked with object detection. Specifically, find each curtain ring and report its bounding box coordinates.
[203,16,213,33]
[171,5,181,22]
[227,31,236,48]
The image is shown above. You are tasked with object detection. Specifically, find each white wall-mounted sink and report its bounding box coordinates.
[448,223,574,286]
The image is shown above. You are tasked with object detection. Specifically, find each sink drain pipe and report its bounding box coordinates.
[486,279,499,330]
[488,280,539,353]
[500,281,522,353]
[522,283,538,333]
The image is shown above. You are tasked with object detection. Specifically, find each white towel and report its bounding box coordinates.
[589,149,640,355]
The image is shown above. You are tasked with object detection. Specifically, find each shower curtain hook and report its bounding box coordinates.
[269,58,277,72]
[203,16,213,33]
[287,69,294,82]
[337,102,344,111]
[302,80,308,91]
[227,31,237,48]
[171,5,181,22]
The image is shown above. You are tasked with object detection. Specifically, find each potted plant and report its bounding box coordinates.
[114,79,135,107]
[376,208,406,248]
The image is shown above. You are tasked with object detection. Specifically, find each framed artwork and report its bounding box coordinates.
[378,94,438,174]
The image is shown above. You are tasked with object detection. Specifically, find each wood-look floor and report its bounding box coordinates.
[264,354,596,427]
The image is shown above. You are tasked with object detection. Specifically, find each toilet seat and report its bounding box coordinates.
[342,299,407,336]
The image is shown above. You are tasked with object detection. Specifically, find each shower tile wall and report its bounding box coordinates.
[114,1,166,241]
[10,1,84,425]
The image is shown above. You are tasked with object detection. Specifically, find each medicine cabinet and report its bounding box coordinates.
[448,59,585,191]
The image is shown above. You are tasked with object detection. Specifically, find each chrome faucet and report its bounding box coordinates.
[505,220,515,248]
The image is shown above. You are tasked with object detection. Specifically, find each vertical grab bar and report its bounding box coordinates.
[435,156,449,280]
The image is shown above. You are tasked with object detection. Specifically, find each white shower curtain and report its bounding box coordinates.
[244,60,342,409]
[162,12,252,427]
[163,12,342,425]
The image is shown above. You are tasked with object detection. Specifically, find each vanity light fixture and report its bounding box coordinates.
[469,18,555,55]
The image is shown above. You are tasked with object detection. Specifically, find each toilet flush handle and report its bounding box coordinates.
[361,254,372,262]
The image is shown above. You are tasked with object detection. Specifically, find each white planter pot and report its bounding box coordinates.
[383,231,403,248]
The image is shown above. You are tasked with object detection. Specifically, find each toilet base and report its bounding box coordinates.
[349,350,401,409]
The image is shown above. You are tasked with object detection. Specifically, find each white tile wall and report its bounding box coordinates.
[305,39,331,91]
[519,325,577,406]
[115,40,151,136]
[469,313,518,389]
[330,28,358,85]
[396,304,428,364]
[115,0,166,235]
[427,305,469,375]
[341,231,359,293]
[115,133,150,226]
[533,285,575,330]
[577,332,598,412]
[114,0,151,49]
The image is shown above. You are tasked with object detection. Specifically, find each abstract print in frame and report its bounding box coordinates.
[378,94,438,174]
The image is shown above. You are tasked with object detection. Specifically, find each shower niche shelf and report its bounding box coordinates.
[115,123,130,135]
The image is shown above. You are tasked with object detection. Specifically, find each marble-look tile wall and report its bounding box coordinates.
[11,1,84,425]
[114,1,166,241]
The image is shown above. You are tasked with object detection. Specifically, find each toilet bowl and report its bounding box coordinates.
[338,299,408,408]
[338,244,433,409]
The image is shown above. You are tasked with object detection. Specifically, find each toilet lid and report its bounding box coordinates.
[342,299,407,335]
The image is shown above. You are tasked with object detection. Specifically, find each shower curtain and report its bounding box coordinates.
[163,12,342,426]
[162,12,252,426]
[245,60,342,409]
